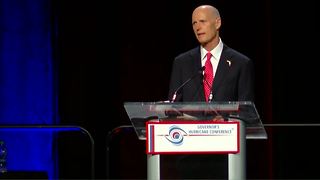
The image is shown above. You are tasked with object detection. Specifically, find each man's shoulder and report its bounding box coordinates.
[175,46,199,60]
[223,45,250,61]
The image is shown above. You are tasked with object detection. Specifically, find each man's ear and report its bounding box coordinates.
[215,17,221,30]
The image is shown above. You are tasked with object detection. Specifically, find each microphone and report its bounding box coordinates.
[203,77,214,102]
[170,66,205,102]
[208,91,213,102]
[203,76,225,120]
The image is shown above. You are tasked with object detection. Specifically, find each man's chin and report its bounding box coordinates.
[197,38,209,45]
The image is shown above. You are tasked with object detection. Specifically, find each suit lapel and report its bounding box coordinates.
[189,47,205,101]
[212,46,231,96]
[189,47,202,73]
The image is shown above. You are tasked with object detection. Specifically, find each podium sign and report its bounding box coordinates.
[146,121,239,154]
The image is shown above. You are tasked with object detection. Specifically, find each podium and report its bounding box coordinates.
[124,101,267,180]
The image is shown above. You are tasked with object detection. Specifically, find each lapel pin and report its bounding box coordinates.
[227,60,231,67]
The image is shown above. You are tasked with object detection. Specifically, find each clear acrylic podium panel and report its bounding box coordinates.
[0,125,94,179]
[124,101,267,140]
[106,124,320,179]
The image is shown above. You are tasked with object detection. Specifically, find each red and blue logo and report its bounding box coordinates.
[165,125,188,145]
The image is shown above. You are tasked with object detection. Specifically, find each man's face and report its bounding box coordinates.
[192,8,221,46]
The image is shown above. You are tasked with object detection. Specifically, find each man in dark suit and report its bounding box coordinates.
[169,5,254,103]
[166,4,255,179]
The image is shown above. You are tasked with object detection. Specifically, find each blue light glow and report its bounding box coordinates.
[0,0,58,179]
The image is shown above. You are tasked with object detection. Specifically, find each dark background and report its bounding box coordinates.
[54,0,317,179]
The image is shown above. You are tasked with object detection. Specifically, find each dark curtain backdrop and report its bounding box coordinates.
[55,0,317,179]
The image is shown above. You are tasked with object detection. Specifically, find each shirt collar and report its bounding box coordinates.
[201,38,224,61]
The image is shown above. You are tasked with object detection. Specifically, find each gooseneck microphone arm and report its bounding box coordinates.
[170,66,205,102]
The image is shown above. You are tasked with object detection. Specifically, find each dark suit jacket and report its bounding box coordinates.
[169,45,254,102]
[167,45,254,179]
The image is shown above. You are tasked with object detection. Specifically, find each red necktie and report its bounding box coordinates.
[203,52,213,102]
